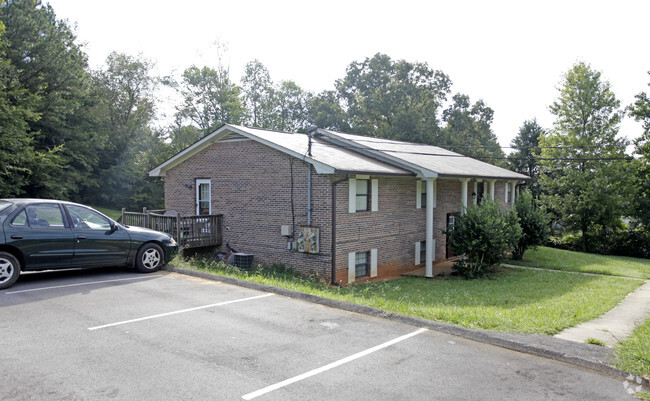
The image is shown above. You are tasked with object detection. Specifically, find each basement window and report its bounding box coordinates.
[355,251,369,278]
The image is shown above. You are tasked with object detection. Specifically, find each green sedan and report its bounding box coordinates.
[0,199,178,290]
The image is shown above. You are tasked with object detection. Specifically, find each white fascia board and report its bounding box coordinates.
[317,130,438,178]
[148,125,233,177]
[149,124,336,177]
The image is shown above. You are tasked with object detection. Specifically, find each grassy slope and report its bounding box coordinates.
[616,318,650,377]
[507,246,650,279]
[92,206,122,221]
[174,258,641,335]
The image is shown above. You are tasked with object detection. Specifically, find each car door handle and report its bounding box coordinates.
[10,235,23,239]
[77,236,87,240]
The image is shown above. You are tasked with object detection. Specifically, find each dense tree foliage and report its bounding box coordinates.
[1,0,88,198]
[0,13,44,196]
[509,119,544,197]
[511,189,549,260]
[538,62,633,252]
[173,64,243,133]
[440,93,506,165]
[629,72,650,229]
[334,53,451,144]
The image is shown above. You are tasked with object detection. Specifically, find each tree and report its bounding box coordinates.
[538,62,633,252]
[1,0,89,198]
[174,65,243,133]
[440,93,507,166]
[509,119,545,197]
[628,71,650,228]
[446,200,521,279]
[272,80,312,132]
[511,189,549,260]
[335,53,451,144]
[240,59,275,128]
[307,90,350,131]
[80,52,160,208]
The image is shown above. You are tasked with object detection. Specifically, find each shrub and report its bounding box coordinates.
[512,190,550,260]
[446,199,522,279]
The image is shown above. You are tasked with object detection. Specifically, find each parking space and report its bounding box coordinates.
[1,270,635,400]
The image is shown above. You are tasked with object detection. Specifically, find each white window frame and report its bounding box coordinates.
[349,176,378,213]
[196,179,211,215]
[348,249,378,283]
[416,180,437,209]
[415,240,435,265]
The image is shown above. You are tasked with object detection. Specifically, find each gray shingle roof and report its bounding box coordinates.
[149,124,529,181]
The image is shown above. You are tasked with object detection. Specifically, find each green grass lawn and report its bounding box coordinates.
[506,246,650,279]
[616,318,650,377]
[172,257,642,335]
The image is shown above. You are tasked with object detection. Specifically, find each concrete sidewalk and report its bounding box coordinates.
[502,263,650,347]
[555,279,650,347]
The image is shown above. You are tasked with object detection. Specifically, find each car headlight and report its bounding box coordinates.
[169,237,177,246]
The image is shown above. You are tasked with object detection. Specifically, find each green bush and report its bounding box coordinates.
[446,199,522,279]
[512,190,549,260]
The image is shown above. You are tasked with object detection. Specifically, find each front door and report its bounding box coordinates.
[196,179,211,215]
[446,212,460,259]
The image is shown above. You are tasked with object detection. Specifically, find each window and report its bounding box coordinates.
[67,205,111,230]
[416,180,436,209]
[355,251,369,278]
[348,249,378,283]
[349,177,378,213]
[24,204,65,228]
[421,183,427,207]
[415,240,435,265]
[355,179,369,212]
[11,210,28,227]
[196,179,211,215]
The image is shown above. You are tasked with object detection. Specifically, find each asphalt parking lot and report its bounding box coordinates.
[0,268,636,400]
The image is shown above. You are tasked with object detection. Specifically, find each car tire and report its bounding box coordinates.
[135,243,164,273]
[0,252,21,290]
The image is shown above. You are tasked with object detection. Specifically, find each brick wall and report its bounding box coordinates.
[163,138,519,285]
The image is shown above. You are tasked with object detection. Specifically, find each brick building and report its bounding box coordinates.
[149,124,529,285]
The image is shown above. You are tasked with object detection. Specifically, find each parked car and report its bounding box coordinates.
[0,199,178,290]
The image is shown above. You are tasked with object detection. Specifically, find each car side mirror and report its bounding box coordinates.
[109,221,118,233]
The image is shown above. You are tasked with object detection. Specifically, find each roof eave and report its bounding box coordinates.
[149,124,338,177]
[317,131,439,178]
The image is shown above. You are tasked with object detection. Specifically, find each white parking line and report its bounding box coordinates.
[5,275,161,294]
[241,327,428,400]
[88,293,274,331]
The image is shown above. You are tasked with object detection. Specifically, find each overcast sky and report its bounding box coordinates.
[46,0,650,148]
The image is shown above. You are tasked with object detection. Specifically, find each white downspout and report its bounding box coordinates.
[425,177,435,278]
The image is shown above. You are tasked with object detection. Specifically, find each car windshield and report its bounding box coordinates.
[0,200,12,213]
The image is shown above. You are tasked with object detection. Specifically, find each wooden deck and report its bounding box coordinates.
[120,209,223,248]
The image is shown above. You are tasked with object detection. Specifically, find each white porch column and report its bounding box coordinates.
[425,177,436,278]
[460,178,470,214]
[510,180,518,204]
[489,179,496,200]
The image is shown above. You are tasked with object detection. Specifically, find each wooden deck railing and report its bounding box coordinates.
[120,209,223,248]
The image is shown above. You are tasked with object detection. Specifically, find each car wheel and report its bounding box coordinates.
[135,243,163,273]
[0,252,21,290]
